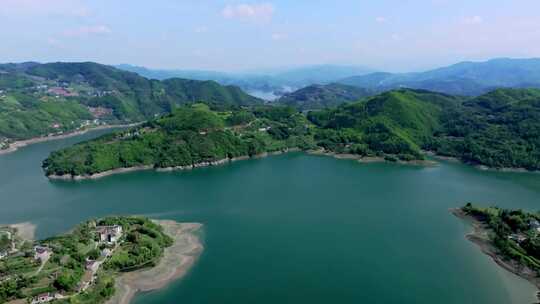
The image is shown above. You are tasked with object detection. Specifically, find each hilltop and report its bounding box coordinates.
[277,83,373,111]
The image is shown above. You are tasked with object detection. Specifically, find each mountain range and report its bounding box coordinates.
[339,58,540,96]
[116,64,375,99]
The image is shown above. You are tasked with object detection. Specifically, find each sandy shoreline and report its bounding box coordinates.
[1,222,37,241]
[308,149,438,166]
[451,208,540,296]
[106,221,203,304]
[0,123,139,156]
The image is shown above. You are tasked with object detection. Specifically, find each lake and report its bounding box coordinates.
[0,129,539,304]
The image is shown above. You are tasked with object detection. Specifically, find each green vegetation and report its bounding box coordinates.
[430,88,540,170]
[0,216,172,304]
[0,62,261,143]
[461,203,540,273]
[43,104,313,177]
[308,89,462,160]
[277,83,373,111]
[41,87,540,175]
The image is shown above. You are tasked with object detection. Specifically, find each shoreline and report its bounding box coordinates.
[106,221,203,304]
[428,152,539,174]
[47,148,301,181]
[450,208,540,295]
[1,222,37,241]
[47,147,441,181]
[0,123,139,156]
[307,149,438,167]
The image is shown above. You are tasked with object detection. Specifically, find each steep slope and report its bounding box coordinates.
[277,83,373,110]
[308,89,462,159]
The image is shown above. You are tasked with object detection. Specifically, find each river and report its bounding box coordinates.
[0,129,538,304]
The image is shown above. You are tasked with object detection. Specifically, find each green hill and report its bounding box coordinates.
[308,89,462,159]
[42,104,313,177]
[431,88,540,170]
[0,62,261,142]
[277,83,373,110]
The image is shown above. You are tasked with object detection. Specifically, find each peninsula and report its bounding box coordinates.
[453,204,540,296]
[0,217,202,304]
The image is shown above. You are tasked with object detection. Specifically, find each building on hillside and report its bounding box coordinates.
[34,246,52,262]
[85,260,100,272]
[31,293,54,304]
[101,248,112,257]
[96,225,123,244]
[530,220,540,232]
[508,234,527,243]
[0,250,7,259]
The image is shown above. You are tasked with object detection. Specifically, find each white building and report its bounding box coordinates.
[34,246,52,262]
[31,293,53,304]
[96,225,123,244]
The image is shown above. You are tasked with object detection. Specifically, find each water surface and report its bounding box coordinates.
[0,130,539,304]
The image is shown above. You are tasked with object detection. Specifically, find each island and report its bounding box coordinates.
[0,217,202,304]
[453,203,540,298]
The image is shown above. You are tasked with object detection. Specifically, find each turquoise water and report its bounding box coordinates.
[0,130,539,304]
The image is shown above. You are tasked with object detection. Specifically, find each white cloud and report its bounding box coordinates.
[462,16,483,25]
[63,25,112,38]
[271,33,287,41]
[222,3,274,22]
[375,17,387,24]
[194,26,209,33]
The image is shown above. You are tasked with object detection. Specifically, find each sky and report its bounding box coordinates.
[0,0,539,72]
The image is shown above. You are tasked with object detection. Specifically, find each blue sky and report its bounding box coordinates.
[0,0,539,72]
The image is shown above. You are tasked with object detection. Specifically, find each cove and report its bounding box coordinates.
[1,129,539,304]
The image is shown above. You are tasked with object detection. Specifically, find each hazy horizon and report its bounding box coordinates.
[1,0,539,73]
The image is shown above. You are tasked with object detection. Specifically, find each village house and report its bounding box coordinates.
[0,250,7,259]
[508,233,527,243]
[34,246,52,262]
[101,248,112,257]
[96,225,123,244]
[86,260,100,272]
[530,220,540,232]
[31,292,53,304]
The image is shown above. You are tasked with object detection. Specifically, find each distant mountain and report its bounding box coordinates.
[277,83,373,110]
[339,58,540,96]
[117,64,375,100]
[0,62,261,141]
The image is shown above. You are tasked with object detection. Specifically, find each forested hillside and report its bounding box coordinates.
[430,88,540,170]
[40,88,540,175]
[0,62,261,144]
[43,104,313,177]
